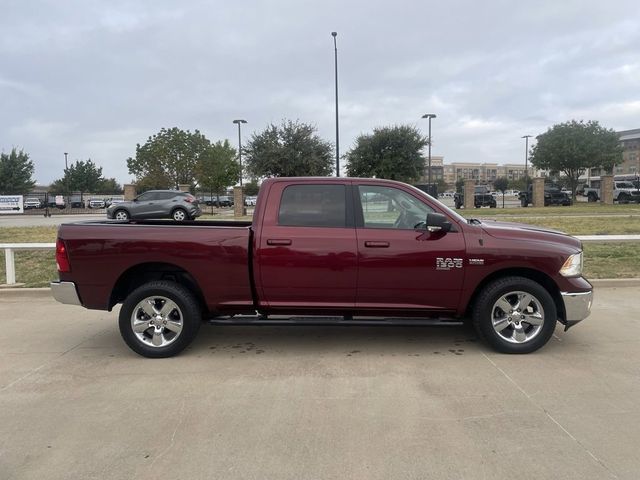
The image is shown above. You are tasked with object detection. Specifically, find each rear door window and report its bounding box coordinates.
[278,184,346,228]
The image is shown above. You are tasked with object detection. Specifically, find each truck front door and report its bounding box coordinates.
[256,182,358,309]
[354,184,465,312]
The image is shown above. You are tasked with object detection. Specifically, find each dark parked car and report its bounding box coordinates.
[69,196,86,209]
[454,186,497,209]
[519,186,572,207]
[106,190,201,221]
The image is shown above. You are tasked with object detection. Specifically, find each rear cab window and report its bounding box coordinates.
[278,184,347,228]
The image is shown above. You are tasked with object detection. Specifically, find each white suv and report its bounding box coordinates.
[24,198,42,209]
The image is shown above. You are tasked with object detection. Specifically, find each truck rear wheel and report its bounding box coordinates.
[119,280,202,358]
[520,197,527,207]
[472,276,556,354]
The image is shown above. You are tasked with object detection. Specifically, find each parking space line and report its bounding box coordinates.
[482,353,618,479]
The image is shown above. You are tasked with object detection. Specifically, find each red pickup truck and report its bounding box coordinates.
[52,177,592,357]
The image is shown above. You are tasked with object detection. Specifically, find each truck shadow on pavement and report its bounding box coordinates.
[187,324,480,358]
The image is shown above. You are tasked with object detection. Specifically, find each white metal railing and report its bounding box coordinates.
[1,235,640,286]
[1,243,56,285]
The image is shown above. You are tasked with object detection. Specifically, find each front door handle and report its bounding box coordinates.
[364,241,390,248]
[267,239,292,246]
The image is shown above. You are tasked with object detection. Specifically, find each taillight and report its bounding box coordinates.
[56,238,71,272]
[184,194,195,203]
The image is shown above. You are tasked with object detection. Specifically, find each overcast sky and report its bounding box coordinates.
[2,0,639,185]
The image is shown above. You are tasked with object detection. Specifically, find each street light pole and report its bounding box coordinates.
[63,152,69,201]
[232,119,247,186]
[422,114,437,188]
[522,135,532,184]
[331,31,339,177]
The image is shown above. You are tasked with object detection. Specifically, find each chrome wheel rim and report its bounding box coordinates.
[491,290,545,344]
[131,296,184,348]
[173,210,186,221]
[115,210,128,220]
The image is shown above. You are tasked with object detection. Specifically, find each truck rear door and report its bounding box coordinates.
[255,181,358,309]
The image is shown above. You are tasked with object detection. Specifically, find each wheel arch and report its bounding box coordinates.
[109,262,206,313]
[465,267,565,323]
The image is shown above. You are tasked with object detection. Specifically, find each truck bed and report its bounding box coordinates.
[57,220,255,313]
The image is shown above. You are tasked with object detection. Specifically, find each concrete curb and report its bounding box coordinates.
[1,279,639,300]
[589,278,640,288]
[0,287,52,298]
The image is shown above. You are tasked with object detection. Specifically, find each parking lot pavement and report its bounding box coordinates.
[1,287,639,480]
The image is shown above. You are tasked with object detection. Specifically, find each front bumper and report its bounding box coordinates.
[51,281,82,306]
[560,290,593,329]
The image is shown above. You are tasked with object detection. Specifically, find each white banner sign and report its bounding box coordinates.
[0,195,24,214]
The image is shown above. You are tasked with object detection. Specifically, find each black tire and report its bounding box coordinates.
[114,209,130,221]
[618,193,629,204]
[520,197,528,207]
[119,280,202,358]
[587,193,597,203]
[172,208,188,221]
[472,276,557,354]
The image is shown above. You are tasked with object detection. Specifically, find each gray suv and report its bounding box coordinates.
[107,190,201,221]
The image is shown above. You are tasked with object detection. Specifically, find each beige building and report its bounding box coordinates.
[616,128,640,175]
[422,158,530,187]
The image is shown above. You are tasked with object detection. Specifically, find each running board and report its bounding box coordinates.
[207,315,463,327]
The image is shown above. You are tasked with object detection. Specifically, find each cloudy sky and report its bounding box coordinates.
[2,0,639,185]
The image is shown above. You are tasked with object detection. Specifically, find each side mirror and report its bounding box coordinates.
[426,212,452,233]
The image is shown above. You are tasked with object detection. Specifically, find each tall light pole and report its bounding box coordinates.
[233,119,247,186]
[63,152,69,199]
[331,31,339,177]
[422,114,437,188]
[522,135,532,184]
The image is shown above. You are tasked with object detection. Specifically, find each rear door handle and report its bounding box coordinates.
[267,239,292,246]
[364,241,390,248]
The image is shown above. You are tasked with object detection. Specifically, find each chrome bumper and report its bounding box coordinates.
[561,290,593,326]
[50,281,82,306]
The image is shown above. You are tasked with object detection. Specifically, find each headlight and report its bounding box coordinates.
[560,252,583,277]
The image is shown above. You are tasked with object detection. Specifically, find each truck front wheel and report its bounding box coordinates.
[472,276,556,354]
[119,280,202,358]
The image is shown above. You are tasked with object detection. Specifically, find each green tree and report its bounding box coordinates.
[530,120,623,199]
[435,178,449,194]
[67,159,103,192]
[244,120,334,177]
[127,127,212,190]
[508,178,527,192]
[0,148,36,194]
[243,180,260,196]
[493,176,509,208]
[195,140,240,205]
[50,159,105,197]
[96,178,123,194]
[345,125,428,182]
